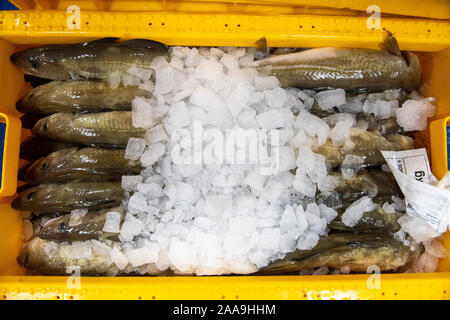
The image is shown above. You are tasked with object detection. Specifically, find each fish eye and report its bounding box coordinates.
[59,222,67,231]
[40,161,48,170]
[26,191,35,201]
[29,59,39,69]
[24,253,30,265]
[42,122,48,131]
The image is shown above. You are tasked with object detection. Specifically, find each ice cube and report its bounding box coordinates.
[108,71,121,89]
[294,109,330,145]
[119,213,144,242]
[121,74,141,87]
[169,56,184,70]
[396,98,436,131]
[203,195,233,216]
[258,228,281,251]
[71,241,92,259]
[138,80,154,92]
[185,47,200,68]
[220,54,239,70]
[195,59,223,80]
[150,56,170,71]
[125,137,147,160]
[264,87,287,109]
[297,231,320,250]
[330,118,355,146]
[243,170,266,191]
[68,209,88,227]
[140,143,165,167]
[315,89,346,110]
[292,168,316,198]
[121,175,143,192]
[145,124,168,144]
[111,247,128,270]
[127,66,153,81]
[176,181,194,202]
[280,205,297,231]
[256,108,294,129]
[102,211,122,233]
[318,203,338,223]
[341,196,378,227]
[154,66,175,95]
[278,146,296,172]
[126,245,160,267]
[189,85,217,110]
[255,76,280,90]
[137,182,163,198]
[131,96,153,129]
[127,192,149,212]
[261,182,285,204]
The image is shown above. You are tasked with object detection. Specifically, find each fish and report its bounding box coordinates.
[318,170,403,209]
[329,208,402,233]
[18,237,118,276]
[16,80,152,114]
[24,147,141,184]
[248,32,421,91]
[11,180,124,214]
[258,233,420,274]
[32,111,146,147]
[314,129,414,168]
[10,38,168,80]
[39,207,125,241]
[20,136,76,161]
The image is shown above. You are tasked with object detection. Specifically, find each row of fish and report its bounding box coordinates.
[11,33,421,275]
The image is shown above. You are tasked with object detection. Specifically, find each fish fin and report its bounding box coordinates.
[367,113,378,132]
[379,30,401,57]
[83,38,120,46]
[255,37,268,52]
[115,39,169,51]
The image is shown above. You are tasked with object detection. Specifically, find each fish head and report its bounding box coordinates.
[24,147,79,183]
[12,184,55,211]
[402,51,422,90]
[10,46,72,80]
[39,216,71,240]
[32,113,68,137]
[16,81,62,113]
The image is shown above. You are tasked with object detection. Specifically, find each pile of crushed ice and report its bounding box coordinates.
[54,46,443,275]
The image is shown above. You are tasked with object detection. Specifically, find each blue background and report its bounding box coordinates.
[0,0,18,10]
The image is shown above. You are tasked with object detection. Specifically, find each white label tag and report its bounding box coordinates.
[381,148,450,233]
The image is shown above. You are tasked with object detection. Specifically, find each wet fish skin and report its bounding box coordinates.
[25,147,141,184]
[314,129,414,168]
[258,233,420,274]
[32,111,145,147]
[251,33,421,91]
[39,207,125,241]
[10,38,168,80]
[20,136,76,161]
[18,237,117,276]
[12,180,124,213]
[16,80,152,114]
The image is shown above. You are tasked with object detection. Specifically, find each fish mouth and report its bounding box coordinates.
[11,195,23,210]
[15,97,27,113]
[10,52,17,65]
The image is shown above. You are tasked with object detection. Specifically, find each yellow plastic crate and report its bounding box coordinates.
[0,3,450,300]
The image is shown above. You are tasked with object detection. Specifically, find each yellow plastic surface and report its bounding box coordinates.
[0,112,21,196]
[9,0,450,20]
[0,7,449,300]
